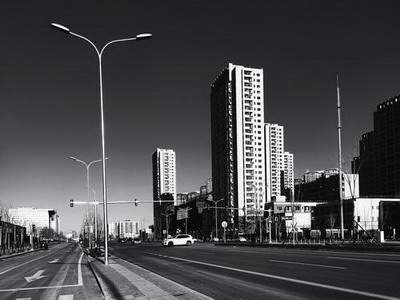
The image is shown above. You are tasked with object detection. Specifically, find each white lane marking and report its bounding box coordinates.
[0,284,80,293]
[118,256,214,300]
[25,270,46,283]
[58,295,74,300]
[16,298,31,300]
[0,248,61,276]
[77,252,84,285]
[269,259,346,270]
[328,256,400,264]
[146,252,399,300]
[48,259,60,264]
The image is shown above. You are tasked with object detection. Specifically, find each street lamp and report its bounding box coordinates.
[68,156,106,249]
[53,23,152,265]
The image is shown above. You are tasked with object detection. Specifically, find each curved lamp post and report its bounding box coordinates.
[53,23,152,264]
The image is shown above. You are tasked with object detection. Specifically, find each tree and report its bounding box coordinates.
[39,227,57,240]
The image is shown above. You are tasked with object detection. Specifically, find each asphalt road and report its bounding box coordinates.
[110,242,400,300]
[0,242,103,300]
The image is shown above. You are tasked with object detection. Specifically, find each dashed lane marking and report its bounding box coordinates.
[269,259,347,270]
[328,256,400,264]
[146,252,399,300]
[58,295,74,300]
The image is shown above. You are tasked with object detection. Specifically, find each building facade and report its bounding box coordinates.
[356,95,400,197]
[265,124,284,202]
[211,63,266,228]
[295,172,359,202]
[152,148,176,239]
[283,151,294,193]
[8,208,58,235]
[152,148,176,202]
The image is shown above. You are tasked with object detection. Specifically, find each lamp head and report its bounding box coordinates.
[51,23,70,34]
[136,33,152,40]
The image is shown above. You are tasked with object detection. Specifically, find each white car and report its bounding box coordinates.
[163,234,195,247]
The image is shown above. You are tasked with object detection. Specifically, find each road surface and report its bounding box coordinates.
[0,242,103,300]
[110,242,400,300]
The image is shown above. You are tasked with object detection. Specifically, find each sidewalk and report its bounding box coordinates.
[88,255,213,300]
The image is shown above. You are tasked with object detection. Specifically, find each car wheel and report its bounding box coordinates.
[168,241,173,247]
[186,241,192,246]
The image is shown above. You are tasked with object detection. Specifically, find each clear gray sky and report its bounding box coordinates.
[1,1,400,232]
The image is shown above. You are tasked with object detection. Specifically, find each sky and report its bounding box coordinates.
[1,1,400,233]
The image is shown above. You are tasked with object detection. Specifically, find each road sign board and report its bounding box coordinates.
[177,208,188,220]
[221,221,228,228]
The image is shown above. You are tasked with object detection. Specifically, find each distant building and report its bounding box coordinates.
[152,148,176,239]
[118,220,139,238]
[176,193,188,206]
[295,173,359,202]
[211,63,266,228]
[8,208,58,235]
[108,222,119,239]
[265,124,284,202]
[303,170,324,183]
[108,220,139,239]
[283,151,294,193]
[152,148,176,202]
[356,95,400,197]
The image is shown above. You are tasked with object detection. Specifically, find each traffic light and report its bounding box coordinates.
[32,224,36,233]
[70,199,74,207]
[134,198,138,206]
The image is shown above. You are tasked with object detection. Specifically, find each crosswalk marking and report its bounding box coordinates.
[58,295,73,300]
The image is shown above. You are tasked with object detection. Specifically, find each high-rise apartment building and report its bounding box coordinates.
[211,63,265,226]
[264,123,284,202]
[356,95,400,197]
[152,148,176,239]
[152,148,176,202]
[283,151,294,192]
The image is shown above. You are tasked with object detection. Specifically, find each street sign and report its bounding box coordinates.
[221,221,227,228]
[177,208,188,220]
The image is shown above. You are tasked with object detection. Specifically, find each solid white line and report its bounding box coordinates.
[328,256,400,264]
[77,252,84,285]
[269,259,346,270]
[147,252,399,300]
[0,284,80,293]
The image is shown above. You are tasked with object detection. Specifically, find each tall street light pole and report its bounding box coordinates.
[53,23,152,265]
[337,74,344,240]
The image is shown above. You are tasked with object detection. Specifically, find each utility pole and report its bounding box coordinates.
[291,187,295,244]
[337,74,344,240]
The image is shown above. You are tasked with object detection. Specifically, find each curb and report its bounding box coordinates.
[87,255,107,299]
